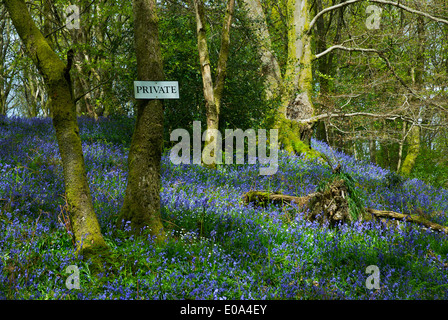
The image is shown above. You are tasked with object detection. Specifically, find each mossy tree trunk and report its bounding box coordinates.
[116,0,165,243]
[399,123,420,176]
[242,0,319,157]
[399,16,424,177]
[4,0,107,254]
[283,0,315,146]
[192,0,235,167]
[243,190,448,235]
[0,12,13,116]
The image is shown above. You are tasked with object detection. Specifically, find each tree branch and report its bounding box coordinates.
[213,0,235,105]
[43,0,97,39]
[74,76,112,104]
[313,44,380,60]
[294,111,414,124]
[314,45,448,113]
[308,0,448,35]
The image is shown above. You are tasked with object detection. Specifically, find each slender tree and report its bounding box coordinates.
[399,15,424,176]
[192,0,235,167]
[0,6,14,116]
[3,0,107,255]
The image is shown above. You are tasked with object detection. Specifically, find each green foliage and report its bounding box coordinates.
[340,171,366,221]
[159,1,272,143]
[412,146,448,189]
[316,163,366,221]
[385,171,405,190]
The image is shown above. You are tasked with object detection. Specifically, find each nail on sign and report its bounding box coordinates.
[134,81,179,99]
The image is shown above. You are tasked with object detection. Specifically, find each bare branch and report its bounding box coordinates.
[314,45,448,113]
[308,0,448,34]
[313,44,380,60]
[74,76,113,104]
[294,111,414,124]
[309,0,361,34]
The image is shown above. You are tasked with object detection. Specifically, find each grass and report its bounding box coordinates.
[0,114,447,300]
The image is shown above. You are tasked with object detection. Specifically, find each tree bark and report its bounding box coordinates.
[213,0,235,108]
[4,0,107,254]
[193,0,235,167]
[117,0,165,243]
[240,0,282,101]
[285,0,314,120]
[242,0,319,157]
[193,0,219,167]
[400,16,424,176]
[0,8,13,116]
[399,124,420,176]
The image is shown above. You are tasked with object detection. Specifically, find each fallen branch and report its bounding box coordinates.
[242,190,315,209]
[366,208,448,235]
[243,190,448,235]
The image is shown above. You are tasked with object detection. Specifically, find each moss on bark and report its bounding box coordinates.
[117,0,166,244]
[4,0,108,256]
[399,125,420,177]
[276,114,322,160]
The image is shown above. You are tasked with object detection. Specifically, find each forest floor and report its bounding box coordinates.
[1,115,448,299]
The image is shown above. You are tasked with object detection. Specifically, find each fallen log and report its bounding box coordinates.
[243,190,448,235]
[242,190,315,209]
[244,175,357,227]
[366,208,448,235]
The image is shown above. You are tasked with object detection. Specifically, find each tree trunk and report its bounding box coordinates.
[242,0,320,157]
[240,0,283,101]
[117,0,165,243]
[193,0,218,167]
[4,0,107,255]
[193,0,235,167]
[399,124,420,176]
[314,0,339,146]
[284,0,314,118]
[396,120,406,172]
[400,16,424,176]
[0,9,13,116]
[213,0,235,112]
[369,139,376,164]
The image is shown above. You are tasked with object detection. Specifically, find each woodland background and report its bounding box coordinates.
[1,0,447,187]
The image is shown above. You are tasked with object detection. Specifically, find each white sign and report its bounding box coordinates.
[134,81,179,99]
